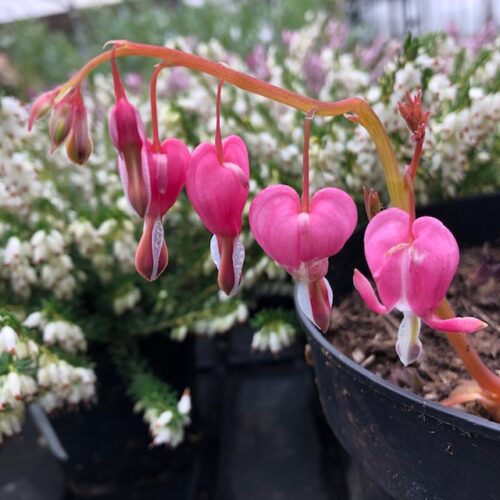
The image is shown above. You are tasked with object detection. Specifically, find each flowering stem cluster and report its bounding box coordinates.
[29,40,499,414]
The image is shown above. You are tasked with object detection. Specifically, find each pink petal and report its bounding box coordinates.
[353,269,389,314]
[116,144,151,218]
[297,278,333,332]
[221,135,250,177]
[407,216,459,316]
[364,208,409,278]
[300,188,357,262]
[422,314,487,333]
[146,139,189,219]
[249,185,357,270]
[249,185,302,268]
[186,137,249,237]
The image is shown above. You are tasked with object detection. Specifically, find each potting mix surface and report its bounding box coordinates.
[327,244,499,420]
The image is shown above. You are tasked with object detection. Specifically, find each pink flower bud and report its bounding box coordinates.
[109,97,150,218]
[108,54,151,218]
[28,87,60,131]
[186,135,249,295]
[48,92,74,152]
[249,184,357,331]
[353,208,487,365]
[66,90,92,165]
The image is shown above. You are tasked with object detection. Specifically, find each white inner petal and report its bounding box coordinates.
[230,236,245,296]
[210,234,220,269]
[151,217,164,280]
[395,311,422,366]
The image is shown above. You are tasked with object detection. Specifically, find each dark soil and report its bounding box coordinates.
[327,244,499,419]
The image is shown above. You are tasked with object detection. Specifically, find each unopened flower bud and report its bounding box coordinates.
[28,86,60,131]
[66,90,93,165]
[397,90,430,141]
[49,93,74,152]
[108,52,150,218]
[362,186,382,221]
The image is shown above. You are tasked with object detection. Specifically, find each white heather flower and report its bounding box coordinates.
[23,311,44,329]
[236,304,248,322]
[428,74,456,101]
[113,288,141,315]
[251,323,296,354]
[177,390,191,415]
[0,326,18,354]
[171,325,188,342]
[156,410,173,427]
[4,237,22,265]
[42,321,86,354]
[97,219,117,237]
[469,87,485,100]
[15,339,39,359]
[37,357,96,412]
[0,372,35,407]
[0,401,24,443]
[140,389,191,447]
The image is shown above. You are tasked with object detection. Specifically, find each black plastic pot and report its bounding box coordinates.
[46,334,199,499]
[295,194,500,500]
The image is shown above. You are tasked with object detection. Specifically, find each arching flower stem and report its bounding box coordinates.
[215,79,224,163]
[150,62,171,153]
[55,41,406,211]
[301,109,315,213]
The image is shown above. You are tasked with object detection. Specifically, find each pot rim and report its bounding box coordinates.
[294,285,500,439]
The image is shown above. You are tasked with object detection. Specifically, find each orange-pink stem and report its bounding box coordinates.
[215,79,224,162]
[150,62,170,153]
[301,110,315,212]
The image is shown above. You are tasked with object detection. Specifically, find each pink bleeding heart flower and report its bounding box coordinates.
[135,138,190,281]
[353,208,487,366]
[108,56,150,218]
[186,135,249,296]
[249,185,357,332]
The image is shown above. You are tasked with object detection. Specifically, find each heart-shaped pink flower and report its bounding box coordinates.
[353,208,487,365]
[186,135,249,295]
[135,138,190,281]
[249,184,357,331]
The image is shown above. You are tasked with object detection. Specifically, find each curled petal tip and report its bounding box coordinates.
[423,315,487,334]
[135,217,168,281]
[353,269,389,315]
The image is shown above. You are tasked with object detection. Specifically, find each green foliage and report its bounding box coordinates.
[250,308,299,331]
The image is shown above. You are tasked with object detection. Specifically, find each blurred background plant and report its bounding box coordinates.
[0,0,498,445]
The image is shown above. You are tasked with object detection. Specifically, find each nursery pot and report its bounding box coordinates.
[295,194,500,500]
[47,334,197,498]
